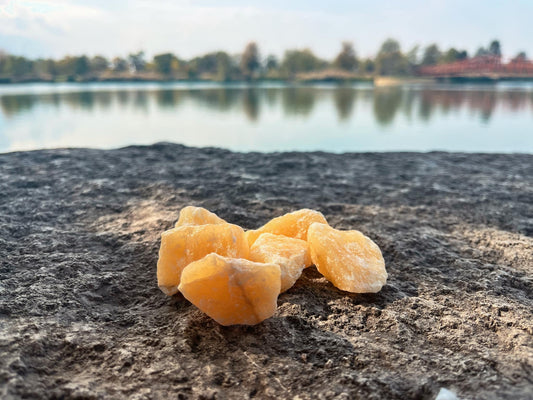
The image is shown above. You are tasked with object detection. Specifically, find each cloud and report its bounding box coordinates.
[0,0,532,60]
[0,0,107,56]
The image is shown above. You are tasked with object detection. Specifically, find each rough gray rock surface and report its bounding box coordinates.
[0,143,532,400]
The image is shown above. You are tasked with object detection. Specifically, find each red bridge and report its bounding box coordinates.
[417,55,533,79]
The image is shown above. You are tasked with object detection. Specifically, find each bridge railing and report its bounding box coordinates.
[417,55,533,77]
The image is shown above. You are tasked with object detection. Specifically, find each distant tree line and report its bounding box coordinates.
[0,39,528,83]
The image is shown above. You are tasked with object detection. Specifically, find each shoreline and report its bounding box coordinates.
[2,144,533,156]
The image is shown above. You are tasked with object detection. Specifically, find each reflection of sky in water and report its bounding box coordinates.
[0,82,532,153]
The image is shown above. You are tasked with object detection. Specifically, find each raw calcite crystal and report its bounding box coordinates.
[249,233,311,292]
[307,223,387,293]
[156,206,388,326]
[245,209,328,247]
[157,223,249,295]
[178,253,281,326]
[174,206,227,227]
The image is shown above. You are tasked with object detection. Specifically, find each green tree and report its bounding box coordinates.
[360,58,375,74]
[475,46,488,57]
[512,51,527,62]
[153,53,175,75]
[405,45,420,74]
[441,48,459,63]
[187,52,233,79]
[488,40,501,57]
[185,59,198,78]
[0,50,7,72]
[406,45,420,66]
[334,42,358,71]
[281,49,327,77]
[33,58,56,77]
[74,56,89,76]
[216,52,232,81]
[421,44,441,66]
[128,51,146,73]
[1,55,33,77]
[56,56,76,76]
[265,55,278,71]
[90,56,108,73]
[265,54,279,70]
[240,42,260,79]
[456,49,468,61]
[112,57,128,72]
[193,53,218,75]
[440,48,468,64]
[375,39,408,76]
[380,39,400,54]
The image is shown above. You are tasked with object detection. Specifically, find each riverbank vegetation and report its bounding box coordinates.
[0,39,526,83]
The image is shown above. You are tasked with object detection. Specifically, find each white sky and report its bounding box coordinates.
[1,0,532,60]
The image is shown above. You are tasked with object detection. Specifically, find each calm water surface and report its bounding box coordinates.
[1,82,532,153]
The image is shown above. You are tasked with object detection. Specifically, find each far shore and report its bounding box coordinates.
[2,75,533,87]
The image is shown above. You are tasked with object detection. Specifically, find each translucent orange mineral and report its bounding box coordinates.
[307,223,387,293]
[249,233,311,292]
[245,209,327,247]
[178,253,281,326]
[156,206,388,326]
[174,206,227,227]
[157,223,249,296]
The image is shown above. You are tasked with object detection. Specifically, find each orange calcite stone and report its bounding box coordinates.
[249,233,311,292]
[246,209,328,247]
[307,223,387,293]
[178,254,281,326]
[175,206,227,227]
[157,224,249,296]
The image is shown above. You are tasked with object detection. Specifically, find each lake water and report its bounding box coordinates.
[1,82,532,153]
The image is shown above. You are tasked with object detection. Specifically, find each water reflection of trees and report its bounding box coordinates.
[281,87,316,116]
[1,94,37,115]
[187,88,240,111]
[373,87,533,125]
[1,86,532,124]
[242,88,260,121]
[134,91,149,111]
[156,89,182,108]
[373,87,403,125]
[333,87,357,121]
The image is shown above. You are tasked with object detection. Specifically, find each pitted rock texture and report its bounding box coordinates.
[0,143,532,400]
